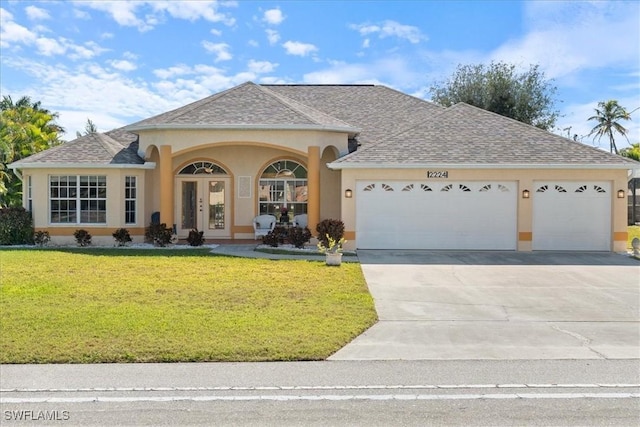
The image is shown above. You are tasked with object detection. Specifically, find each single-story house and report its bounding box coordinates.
[9,82,639,251]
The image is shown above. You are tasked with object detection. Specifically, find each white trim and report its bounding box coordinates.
[327,162,638,170]
[9,162,156,170]
[125,123,360,134]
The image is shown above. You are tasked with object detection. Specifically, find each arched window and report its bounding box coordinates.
[258,160,307,221]
[178,161,227,175]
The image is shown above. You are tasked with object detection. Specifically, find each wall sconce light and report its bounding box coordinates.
[522,189,530,199]
[345,189,353,198]
[617,189,626,199]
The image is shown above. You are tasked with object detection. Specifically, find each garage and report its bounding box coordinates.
[356,181,517,250]
[532,181,611,251]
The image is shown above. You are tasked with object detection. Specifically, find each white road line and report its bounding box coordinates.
[1,383,638,393]
[1,393,638,404]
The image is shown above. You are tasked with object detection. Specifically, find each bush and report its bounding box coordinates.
[0,207,34,245]
[145,223,175,247]
[288,226,312,249]
[316,219,345,248]
[187,229,205,246]
[262,226,289,247]
[112,228,132,247]
[33,230,51,247]
[73,229,92,247]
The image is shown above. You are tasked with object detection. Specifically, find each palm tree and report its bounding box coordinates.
[587,100,631,154]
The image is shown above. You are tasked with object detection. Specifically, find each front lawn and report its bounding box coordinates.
[0,249,377,363]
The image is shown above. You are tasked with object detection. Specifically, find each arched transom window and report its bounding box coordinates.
[259,160,308,220]
[178,161,227,175]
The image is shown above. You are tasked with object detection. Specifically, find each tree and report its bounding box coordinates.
[0,96,64,207]
[430,62,559,130]
[587,100,631,154]
[76,118,98,138]
[620,143,640,161]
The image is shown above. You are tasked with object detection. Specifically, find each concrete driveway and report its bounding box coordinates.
[330,251,640,360]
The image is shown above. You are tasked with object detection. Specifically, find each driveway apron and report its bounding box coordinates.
[329,251,640,360]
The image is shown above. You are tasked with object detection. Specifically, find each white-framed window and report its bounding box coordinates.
[258,160,308,221]
[27,175,32,213]
[49,175,107,224]
[125,176,137,224]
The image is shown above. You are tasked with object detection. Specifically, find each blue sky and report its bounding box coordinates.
[1,0,638,150]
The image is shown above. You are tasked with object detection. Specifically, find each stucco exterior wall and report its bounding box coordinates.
[20,167,149,245]
[340,167,629,252]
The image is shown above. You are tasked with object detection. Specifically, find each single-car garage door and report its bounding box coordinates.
[532,181,611,251]
[356,181,517,250]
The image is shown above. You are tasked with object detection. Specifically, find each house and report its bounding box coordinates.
[9,82,639,251]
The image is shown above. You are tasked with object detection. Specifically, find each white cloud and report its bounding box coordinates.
[77,1,236,32]
[0,8,37,47]
[35,37,66,56]
[350,20,426,44]
[282,40,318,57]
[202,41,232,62]
[263,8,284,25]
[210,28,222,36]
[265,29,280,45]
[248,39,259,48]
[25,5,50,21]
[490,2,639,79]
[109,59,137,72]
[247,60,277,74]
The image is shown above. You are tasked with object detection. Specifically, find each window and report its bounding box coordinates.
[125,176,136,224]
[27,175,32,213]
[50,175,107,224]
[258,160,307,219]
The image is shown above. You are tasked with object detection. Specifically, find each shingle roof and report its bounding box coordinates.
[331,103,639,167]
[10,83,638,168]
[127,82,356,131]
[10,128,143,166]
[264,84,444,145]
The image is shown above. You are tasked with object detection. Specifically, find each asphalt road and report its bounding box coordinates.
[2,360,639,426]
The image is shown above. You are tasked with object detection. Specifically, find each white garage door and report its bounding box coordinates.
[356,181,517,250]
[532,181,611,251]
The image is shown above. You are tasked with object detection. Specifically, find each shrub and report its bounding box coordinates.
[33,230,51,247]
[112,228,132,247]
[288,226,312,249]
[187,229,205,246]
[316,219,345,248]
[262,231,280,247]
[263,226,289,247]
[145,223,175,247]
[0,207,34,245]
[73,229,92,247]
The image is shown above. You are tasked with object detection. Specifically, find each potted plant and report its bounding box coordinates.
[317,234,346,266]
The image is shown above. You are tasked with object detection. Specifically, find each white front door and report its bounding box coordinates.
[176,177,230,238]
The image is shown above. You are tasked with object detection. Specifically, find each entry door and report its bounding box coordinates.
[177,178,230,238]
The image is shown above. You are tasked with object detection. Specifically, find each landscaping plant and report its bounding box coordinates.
[288,226,312,249]
[73,229,92,247]
[145,223,175,247]
[187,229,205,246]
[33,230,51,247]
[316,219,345,248]
[112,228,132,247]
[0,207,34,245]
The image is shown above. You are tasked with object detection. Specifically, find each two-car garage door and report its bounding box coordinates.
[356,180,612,251]
[356,181,517,250]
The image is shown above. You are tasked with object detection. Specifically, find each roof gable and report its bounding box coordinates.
[127,82,356,131]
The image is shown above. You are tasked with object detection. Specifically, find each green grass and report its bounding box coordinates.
[629,226,640,248]
[0,249,377,363]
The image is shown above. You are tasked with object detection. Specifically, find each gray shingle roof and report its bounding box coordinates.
[10,83,638,168]
[10,128,143,166]
[331,103,639,167]
[127,82,356,131]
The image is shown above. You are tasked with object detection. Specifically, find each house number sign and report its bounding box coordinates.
[427,171,449,178]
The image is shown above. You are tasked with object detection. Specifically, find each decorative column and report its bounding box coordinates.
[159,145,174,228]
[307,146,321,234]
